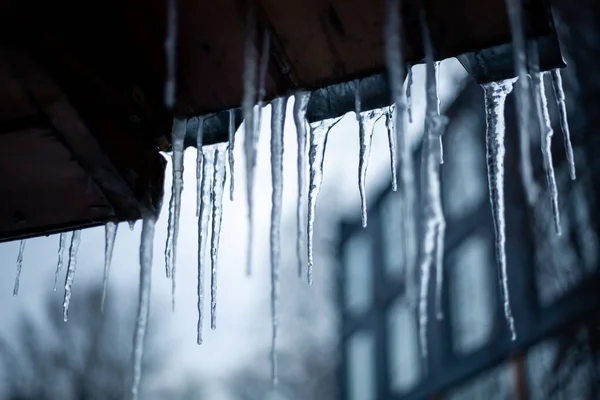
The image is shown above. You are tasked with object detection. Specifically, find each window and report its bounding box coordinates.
[447,362,514,400]
[387,298,422,393]
[442,112,487,221]
[346,330,376,400]
[343,232,373,314]
[380,191,404,276]
[449,233,495,354]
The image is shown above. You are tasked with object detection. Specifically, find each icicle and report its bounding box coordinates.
[550,69,576,180]
[196,117,205,217]
[385,0,417,303]
[164,0,178,108]
[254,32,271,136]
[131,214,158,400]
[504,0,538,205]
[53,232,69,291]
[270,97,287,387]
[406,67,413,123]
[532,68,561,235]
[243,7,259,276]
[434,61,444,164]
[13,240,26,296]
[356,84,385,228]
[307,117,343,285]
[101,222,118,312]
[418,14,449,357]
[210,144,227,330]
[165,118,187,284]
[197,146,215,344]
[228,110,236,201]
[128,221,136,231]
[483,78,518,341]
[386,105,398,191]
[293,91,311,278]
[62,230,82,322]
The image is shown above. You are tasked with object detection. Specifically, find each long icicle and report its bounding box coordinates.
[530,53,561,235]
[270,97,287,387]
[165,118,188,311]
[434,61,444,164]
[228,110,236,200]
[165,118,187,303]
[384,0,417,302]
[196,117,205,217]
[164,0,178,108]
[386,105,398,191]
[13,240,26,296]
[131,214,158,400]
[101,222,118,312]
[53,232,69,291]
[243,6,259,277]
[293,91,311,278]
[197,146,215,344]
[418,5,448,357]
[483,78,518,341]
[504,0,539,205]
[550,69,576,180]
[62,230,82,322]
[210,144,228,330]
[307,117,343,285]
[254,32,271,137]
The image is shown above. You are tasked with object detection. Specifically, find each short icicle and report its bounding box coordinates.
[406,67,413,123]
[270,97,287,387]
[307,117,343,285]
[165,118,187,300]
[228,109,236,201]
[63,230,82,322]
[386,105,398,191]
[131,213,158,400]
[101,221,118,312]
[293,91,311,278]
[483,78,518,341]
[197,146,215,344]
[550,69,576,180]
[164,0,178,108]
[242,6,259,276]
[532,68,561,235]
[504,0,539,205]
[384,0,417,301]
[13,240,26,296]
[356,84,385,228]
[53,232,69,291]
[210,144,228,330]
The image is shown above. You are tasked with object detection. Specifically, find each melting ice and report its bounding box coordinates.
[550,69,576,180]
[483,78,518,340]
[101,221,118,312]
[63,230,82,322]
[270,97,287,386]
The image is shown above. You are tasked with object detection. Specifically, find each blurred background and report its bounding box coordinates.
[1,2,600,400]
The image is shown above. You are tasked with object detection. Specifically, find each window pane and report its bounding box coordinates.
[380,192,405,277]
[387,299,422,393]
[449,233,495,354]
[347,330,376,400]
[447,362,514,400]
[442,113,486,221]
[344,232,373,314]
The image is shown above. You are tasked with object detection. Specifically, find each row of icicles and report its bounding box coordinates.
[9,0,576,398]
